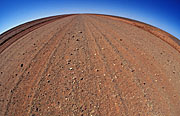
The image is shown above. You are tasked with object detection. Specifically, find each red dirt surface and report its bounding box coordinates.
[0,14,180,116]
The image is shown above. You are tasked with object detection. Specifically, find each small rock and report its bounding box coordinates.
[91,110,95,114]
[36,107,39,112]
[114,75,117,79]
[67,59,71,64]
[69,67,73,70]
[64,76,67,78]
[72,76,76,80]
[20,64,23,67]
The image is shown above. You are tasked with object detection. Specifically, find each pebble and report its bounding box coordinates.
[72,76,76,80]
[20,64,23,67]
[69,67,73,70]
[173,71,175,74]
[90,110,95,114]
[67,59,71,64]
[114,75,117,79]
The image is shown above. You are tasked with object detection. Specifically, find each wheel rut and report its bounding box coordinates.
[4,16,76,116]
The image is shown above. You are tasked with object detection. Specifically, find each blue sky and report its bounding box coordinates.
[0,0,179,39]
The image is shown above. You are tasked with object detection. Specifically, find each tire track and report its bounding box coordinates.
[76,16,103,115]
[28,17,80,115]
[91,15,180,63]
[85,17,129,116]
[29,16,97,116]
[88,15,180,115]
[97,14,180,53]
[0,15,74,54]
[87,16,169,115]
[4,16,76,116]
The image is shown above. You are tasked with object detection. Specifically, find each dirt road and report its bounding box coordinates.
[0,14,180,116]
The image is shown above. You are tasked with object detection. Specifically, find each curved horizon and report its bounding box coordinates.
[0,0,180,39]
[0,13,179,40]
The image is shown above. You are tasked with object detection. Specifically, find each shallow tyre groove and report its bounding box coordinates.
[4,16,76,116]
[86,16,172,114]
[88,15,180,115]
[28,17,79,115]
[0,15,74,54]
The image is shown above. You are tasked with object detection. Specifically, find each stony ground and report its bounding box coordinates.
[0,14,180,116]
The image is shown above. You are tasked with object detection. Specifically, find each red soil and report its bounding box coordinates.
[0,14,180,116]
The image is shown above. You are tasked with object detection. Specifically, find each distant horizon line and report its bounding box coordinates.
[0,13,179,40]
